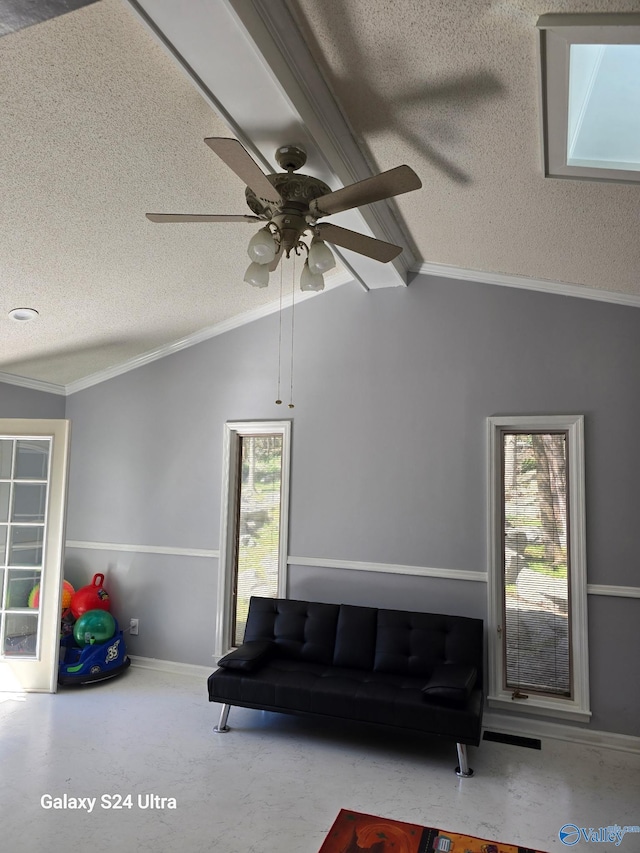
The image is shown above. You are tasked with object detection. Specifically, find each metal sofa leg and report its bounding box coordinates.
[213,703,231,733]
[455,742,474,777]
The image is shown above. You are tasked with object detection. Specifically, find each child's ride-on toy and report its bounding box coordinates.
[58,618,130,686]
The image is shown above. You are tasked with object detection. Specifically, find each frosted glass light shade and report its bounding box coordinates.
[307,239,335,274]
[244,262,270,288]
[300,262,324,292]
[247,228,277,264]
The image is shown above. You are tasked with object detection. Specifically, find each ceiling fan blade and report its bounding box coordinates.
[204,137,282,206]
[316,223,403,263]
[309,165,421,217]
[146,214,261,223]
[0,0,99,38]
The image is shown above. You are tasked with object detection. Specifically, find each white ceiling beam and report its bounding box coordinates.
[124,0,416,289]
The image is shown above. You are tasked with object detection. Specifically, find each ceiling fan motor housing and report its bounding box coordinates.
[146,138,415,266]
[275,145,307,171]
[244,172,332,220]
[245,154,333,255]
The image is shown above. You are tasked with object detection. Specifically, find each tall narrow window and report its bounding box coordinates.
[233,434,283,645]
[217,422,291,655]
[502,431,570,697]
[488,416,590,722]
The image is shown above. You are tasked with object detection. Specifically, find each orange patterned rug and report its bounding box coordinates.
[318,810,547,853]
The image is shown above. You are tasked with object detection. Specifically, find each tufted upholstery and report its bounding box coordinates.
[243,597,340,665]
[208,596,484,747]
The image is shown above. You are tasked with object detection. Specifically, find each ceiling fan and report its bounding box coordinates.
[146,138,422,291]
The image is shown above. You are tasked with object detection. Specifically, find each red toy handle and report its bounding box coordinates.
[92,573,105,587]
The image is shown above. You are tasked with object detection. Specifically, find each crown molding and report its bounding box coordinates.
[412,261,640,308]
[0,370,66,397]
[65,269,352,395]
[5,260,640,397]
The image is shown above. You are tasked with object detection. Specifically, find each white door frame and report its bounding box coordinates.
[0,419,71,693]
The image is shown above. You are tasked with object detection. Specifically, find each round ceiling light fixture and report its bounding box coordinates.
[9,307,39,321]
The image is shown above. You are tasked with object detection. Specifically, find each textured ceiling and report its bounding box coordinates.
[0,0,337,385]
[288,0,640,291]
[1,0,640,388]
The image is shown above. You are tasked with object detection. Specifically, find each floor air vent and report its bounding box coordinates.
[483,731,541,749]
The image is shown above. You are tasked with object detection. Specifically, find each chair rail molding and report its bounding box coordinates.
[65,541,219,559]
[288,556,487,583]
[64,544,640,597]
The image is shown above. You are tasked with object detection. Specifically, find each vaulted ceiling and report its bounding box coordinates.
[1,0,639,392]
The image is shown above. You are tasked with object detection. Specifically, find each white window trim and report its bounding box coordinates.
[537,13,640,184]
[487,415,591,723]
[215,420,291,658]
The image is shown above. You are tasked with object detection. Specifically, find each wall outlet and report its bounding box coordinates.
[129,618,139,636]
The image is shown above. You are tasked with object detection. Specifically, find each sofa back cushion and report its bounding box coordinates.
[244,596,339,665]
[333,604,378,670]
[374,609,483,682]
[243,596,483,683]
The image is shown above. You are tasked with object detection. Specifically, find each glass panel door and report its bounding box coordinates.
[0,438,48,659]
[0,421,70,693]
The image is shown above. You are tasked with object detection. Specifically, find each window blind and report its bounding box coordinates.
[501,431,571,698]
[232,434,283,646]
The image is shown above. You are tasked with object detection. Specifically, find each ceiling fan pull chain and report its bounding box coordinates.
[289,255,296,410]
[275,259,284,406]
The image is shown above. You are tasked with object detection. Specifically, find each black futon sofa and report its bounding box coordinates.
[208,596,484,776]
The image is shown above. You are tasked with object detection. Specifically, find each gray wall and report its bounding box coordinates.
[0,382,65,419]
[64,275,640,736]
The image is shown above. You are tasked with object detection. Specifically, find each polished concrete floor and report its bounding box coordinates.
[1,666,639,853]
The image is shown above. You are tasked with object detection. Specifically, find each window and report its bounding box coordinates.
[1,440,50,660]
[487,415,590,722]
[216,422,291,655]
[537,14,640,183]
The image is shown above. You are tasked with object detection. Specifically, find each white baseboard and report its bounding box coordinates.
[129,655,212,678]
[483,710,640,755]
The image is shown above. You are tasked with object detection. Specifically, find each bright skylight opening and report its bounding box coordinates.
[568,44,640,172]
[537,14,640,183]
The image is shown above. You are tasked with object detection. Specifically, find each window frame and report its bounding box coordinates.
[537,13,640,184]
[487,415,591,723]
[216,420,291,657]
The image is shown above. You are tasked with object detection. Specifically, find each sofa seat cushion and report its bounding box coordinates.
[209,659,483,744]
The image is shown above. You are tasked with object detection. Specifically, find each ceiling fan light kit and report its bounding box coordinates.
[300,262,325,292]
[247,226,278,264]
[146,138,422,293]
[243,262,270,288]
[307,238,336,275]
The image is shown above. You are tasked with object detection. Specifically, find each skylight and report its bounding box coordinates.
[537,15,640,183]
